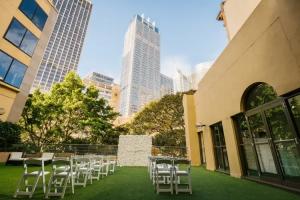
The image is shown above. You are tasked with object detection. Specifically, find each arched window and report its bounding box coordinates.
[244,83,277,110]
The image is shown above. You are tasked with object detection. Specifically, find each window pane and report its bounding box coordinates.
[0,51,13,80]
[20,31,38,55]
[245,83,277,110]
[19,0,37,19]
[289,95,300,133]
[32,6,48,30]
[5,19,27,46]
[4,60,26,88]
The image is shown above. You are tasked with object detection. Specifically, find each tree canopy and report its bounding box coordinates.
[129,93,186,147]
[19,72,119,150]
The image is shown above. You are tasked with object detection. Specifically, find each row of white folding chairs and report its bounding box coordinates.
[46,155,117,198]
[148,157,192,195]
[13,154,117,199]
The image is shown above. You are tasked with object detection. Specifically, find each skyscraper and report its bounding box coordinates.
[120,14,160,117]
[160,73,174,97]
[32,0,92,92]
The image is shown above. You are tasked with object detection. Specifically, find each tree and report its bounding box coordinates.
[81,86,119,143]
[19,72,119,150]
[0,121,21,150]
[129,93,186,147]
[19,90,61,150]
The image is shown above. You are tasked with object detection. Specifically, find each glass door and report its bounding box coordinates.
[265,103,300,180]
[247,113,278,176]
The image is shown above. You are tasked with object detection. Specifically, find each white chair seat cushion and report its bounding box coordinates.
[157,170,171,175]
[28,171,50,176]
[176,170,189,175]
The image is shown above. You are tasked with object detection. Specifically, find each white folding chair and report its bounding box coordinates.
[14,159,50,198]
[45,157,75,199]
[173,159,192,194]
[155,159,174,194]
[73,156,92,187]
[108,156,117,174]
[90,155,103,180]
[99,156,110,177]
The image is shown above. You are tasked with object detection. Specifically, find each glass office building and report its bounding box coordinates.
[120,15,160,116]
[32,0,92,92]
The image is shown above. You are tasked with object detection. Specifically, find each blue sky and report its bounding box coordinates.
[78,0,228,83]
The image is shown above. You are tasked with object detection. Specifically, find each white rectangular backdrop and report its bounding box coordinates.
[117,135,152,166]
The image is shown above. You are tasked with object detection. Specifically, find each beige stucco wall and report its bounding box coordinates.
[223,0,261,40]
[0,0,57,122]
[185,0,300,178]
[183,93,201,166]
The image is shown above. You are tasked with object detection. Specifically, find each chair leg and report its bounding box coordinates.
[61,175,70,199]
[71,175,75,194]
[30,173,41,198]
[170,174,173,195]
[175,174,178,194]
[45,174,54,199]
[188,174,192,194]
[14,173,25,198]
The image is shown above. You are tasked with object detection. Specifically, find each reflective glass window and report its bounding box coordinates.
[32,6,48,30]
[0,51,13,80]
[19,0,37,19]
[20,31,38,55]
[245,83,277,110]
[4,60,27,88]
[5,19,27,46]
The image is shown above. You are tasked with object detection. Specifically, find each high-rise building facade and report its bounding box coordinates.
[83,72,120,112]
[120,14,160,117]
[160,73,174,97]
[0,0,58,122]
[174,70,192,93]
[32,0,92,92]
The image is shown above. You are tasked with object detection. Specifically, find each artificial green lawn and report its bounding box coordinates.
[0,164,299,200]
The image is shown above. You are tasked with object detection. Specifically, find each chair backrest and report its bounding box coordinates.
[54,152,74,158]
[173,159,190,165]
[52,157,72,172]
[24,158,43,166]
[155,159,173,165]
[41,152,54,159]
[9,152,23,160]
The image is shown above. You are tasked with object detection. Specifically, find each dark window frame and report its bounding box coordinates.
[4,18,39,57]
[18,0,48,30]
[0,50,27,89]
[211,122,230,173]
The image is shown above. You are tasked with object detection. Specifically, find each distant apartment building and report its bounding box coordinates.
[83,72,120,112]
[32,0,92,92]
[120,14,160,117]
[174,70,192,93]
[0,0,58,122]
[160,73,174,97]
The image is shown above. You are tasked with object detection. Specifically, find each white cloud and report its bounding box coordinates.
[191,61,214,89]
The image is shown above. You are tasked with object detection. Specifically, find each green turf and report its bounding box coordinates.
[0,164,299,200]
